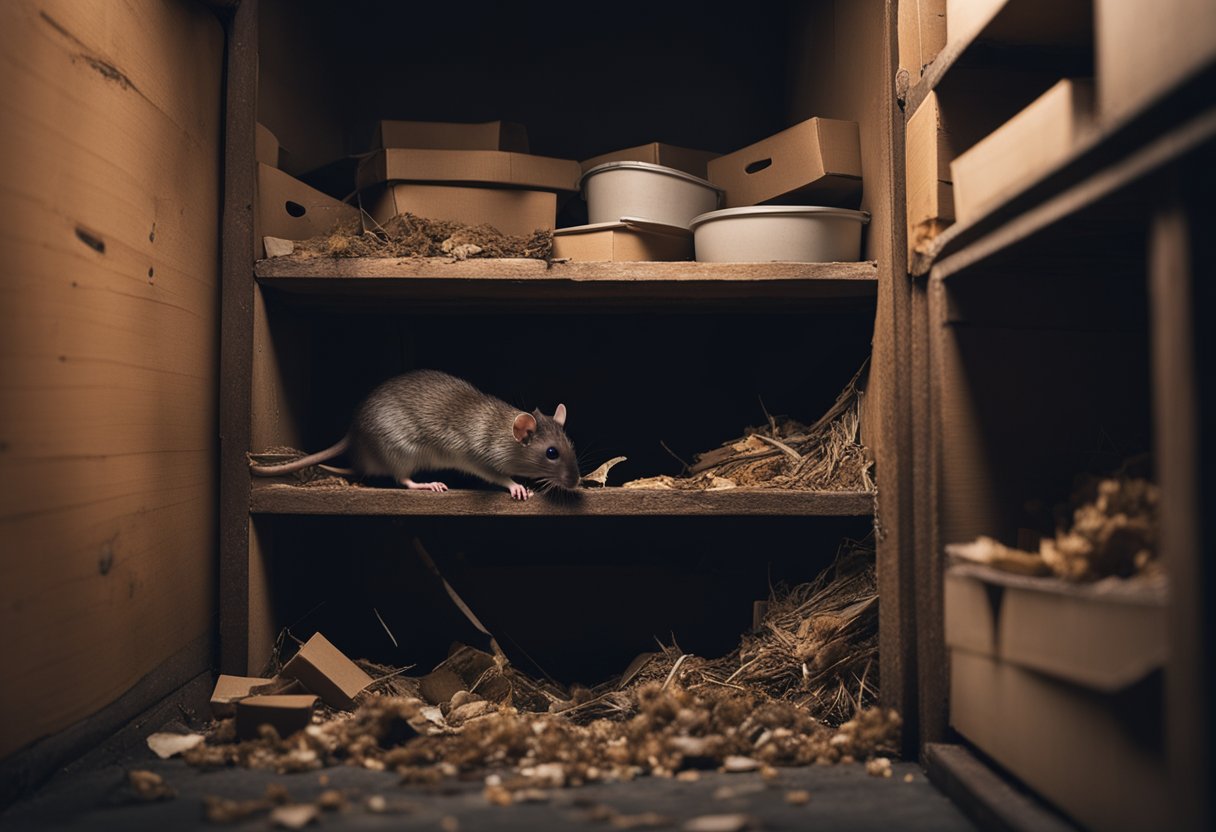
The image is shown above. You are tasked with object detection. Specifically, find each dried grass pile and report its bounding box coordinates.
[623,365,873,492]
[947,475,1160,581]
[292,215,552,260]
[182,541,894,790]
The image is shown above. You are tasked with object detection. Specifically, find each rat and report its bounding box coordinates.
[248,369,579,500]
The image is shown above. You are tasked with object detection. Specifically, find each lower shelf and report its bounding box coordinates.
[249,482,875,517]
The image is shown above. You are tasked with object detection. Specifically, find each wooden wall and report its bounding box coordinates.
[0,0,223,759]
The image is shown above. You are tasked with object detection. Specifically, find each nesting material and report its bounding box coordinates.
[623,366,873,492]
[947,476,1159,581]
[182,542,892,787]
[289,215,552,260]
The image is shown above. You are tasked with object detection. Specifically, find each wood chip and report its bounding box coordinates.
[721,755,761,773]
[785,789,811,805]
[126,770,175,802]
[270,804,319,829]
[682,814,756,832]
[146,732,206,759]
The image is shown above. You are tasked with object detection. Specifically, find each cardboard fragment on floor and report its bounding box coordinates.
[146,731,206,759]
[235,695,317,740]
[210,674,275,717]
[281,632,373,710]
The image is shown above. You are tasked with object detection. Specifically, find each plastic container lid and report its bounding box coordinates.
[688,205,871,229]
[578,161,723,194]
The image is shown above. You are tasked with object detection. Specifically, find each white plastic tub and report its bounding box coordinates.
[688,205,869,262]
[580,161,722,230]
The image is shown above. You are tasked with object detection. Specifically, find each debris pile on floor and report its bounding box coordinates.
[169,541,895,800]
[280,214,553,261]
[623,365,873,493]
[946,475,1160,581]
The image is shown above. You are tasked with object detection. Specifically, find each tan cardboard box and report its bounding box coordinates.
[945,564,1168,832]
[905,91,955,255]
[945,0,1004,45]
[553,220,692,262]
[898,0,946,77]
[235,694,317,740]
[255,123,281,168]
[256,164,359,253]
[950,78,1094,225]
[366,183,556,237]
[707,118,862,209]
[371,119,529,153]
[1095,0,1216,122]
[580,143,720,179]
[357,148,580,194]
[280,632,373,710]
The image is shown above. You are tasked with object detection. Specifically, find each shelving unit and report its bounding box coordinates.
[219,0,916,751]
[907,3,1214,827]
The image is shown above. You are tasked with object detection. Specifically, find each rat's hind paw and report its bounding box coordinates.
[401,479,448,492]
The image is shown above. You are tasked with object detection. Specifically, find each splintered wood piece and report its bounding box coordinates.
[579,456,628,487]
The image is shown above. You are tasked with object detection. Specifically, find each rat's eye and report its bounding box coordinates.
[546,447,560,460]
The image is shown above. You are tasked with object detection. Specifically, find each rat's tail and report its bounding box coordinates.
[248,437,350,476]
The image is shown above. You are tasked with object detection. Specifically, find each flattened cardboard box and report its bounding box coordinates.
[357,149,581,194]
[950,79,1094,225]
[366,183,556,237]
[210,674,274,718]
[235,695,317,740]
[553,220,692,262]
[580,143,720,179]
[370,119,529,153]
[707,118,862,209]
[945,564,1168,832]
[280,632,373,710]
[256,164,359,253]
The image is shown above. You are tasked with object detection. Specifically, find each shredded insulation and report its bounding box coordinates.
[288,215,553,261]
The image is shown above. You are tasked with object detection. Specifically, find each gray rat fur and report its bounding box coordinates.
[249,370,578,500]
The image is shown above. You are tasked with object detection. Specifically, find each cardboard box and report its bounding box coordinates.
[256,164,359,253]
[945,564,1168,831]
[366,183,556,237]
[235,694,317,740]
[1095,0,1216,122]
[255,123,281,168]
[950,79,1094,225]
[210,674,274,718]
[899,0,947,77]
[357,149,580,194]
[580,143,720,180]
[370,119,529,153]
[905,91,954,255]
[280,632,373,710]
[707,118,862,209]
[553,219,693,262]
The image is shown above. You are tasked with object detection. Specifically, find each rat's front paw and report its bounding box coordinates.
[508,482,532,501]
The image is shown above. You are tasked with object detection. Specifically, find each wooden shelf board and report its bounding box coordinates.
[249,482,875,518]
[926,105,1216,282]
[254,257,879,309]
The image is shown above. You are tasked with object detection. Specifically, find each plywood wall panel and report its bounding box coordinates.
[0,0,223,758]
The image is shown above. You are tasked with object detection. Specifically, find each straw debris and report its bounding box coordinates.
[183,541,892,789]
[623,365,873,492]
[291,215,552,261]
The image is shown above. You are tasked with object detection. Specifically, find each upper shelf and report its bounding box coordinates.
[250,482,875,518]
[255,257,879,311]
[903,0,1093,119]
[919,99,1216,279]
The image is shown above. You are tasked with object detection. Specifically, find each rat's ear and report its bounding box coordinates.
[512,412,537,444]
[553,403,567,427]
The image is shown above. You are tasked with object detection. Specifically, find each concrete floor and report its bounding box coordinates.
[2,754,975,831]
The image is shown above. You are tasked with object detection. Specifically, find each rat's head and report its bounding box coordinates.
[510,404,579,491]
